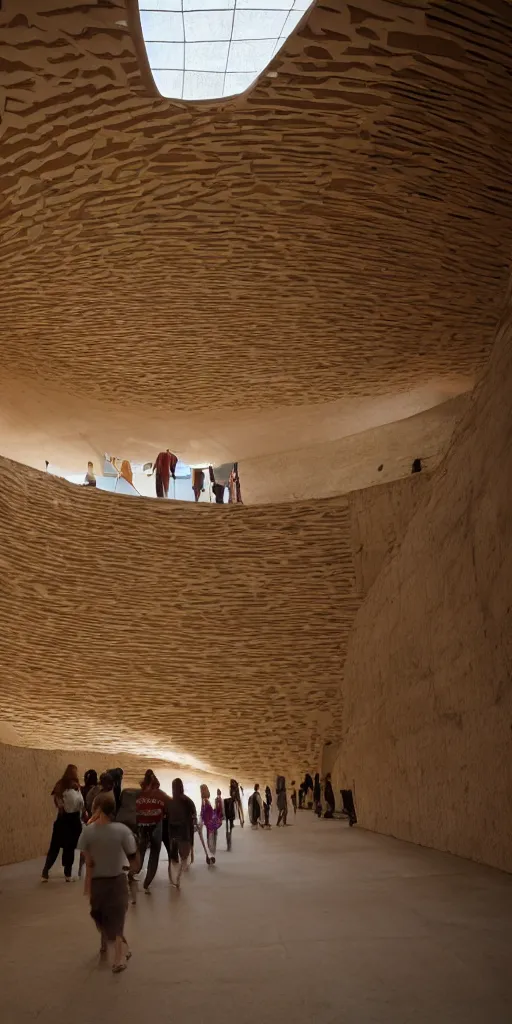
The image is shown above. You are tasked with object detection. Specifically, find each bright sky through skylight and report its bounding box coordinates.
[138,0,311,100]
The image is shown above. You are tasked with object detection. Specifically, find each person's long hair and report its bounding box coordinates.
[52,764,79,798]
[140,769,159,790]
[99,772,114,791]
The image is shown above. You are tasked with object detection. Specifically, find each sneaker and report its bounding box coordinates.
[41,875,49,883]
[65,877,75,883]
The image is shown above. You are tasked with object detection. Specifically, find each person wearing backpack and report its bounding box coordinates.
[248,784,265,828]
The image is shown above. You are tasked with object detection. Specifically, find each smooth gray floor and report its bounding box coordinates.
[1,813,511,1023]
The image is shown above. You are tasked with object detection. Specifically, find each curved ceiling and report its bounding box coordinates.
[1,0,512,483]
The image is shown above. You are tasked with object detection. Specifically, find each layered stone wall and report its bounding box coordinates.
[337,297,512,872]
[0,452,428,826]
[348,474,430,596]
[0,469,359,781]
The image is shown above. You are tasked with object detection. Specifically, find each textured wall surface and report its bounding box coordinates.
[337,297,512,872]
[240,396,467,504]
[0,454,428,800]
[0,743,131,865]
[348,474,430,595]
[0,465,360,779]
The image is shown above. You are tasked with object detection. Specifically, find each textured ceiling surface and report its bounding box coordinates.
[1,0,512,421]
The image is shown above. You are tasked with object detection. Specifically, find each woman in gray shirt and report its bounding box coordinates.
[78,791,138,973]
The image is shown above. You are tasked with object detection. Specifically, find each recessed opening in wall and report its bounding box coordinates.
[135,0,313,101]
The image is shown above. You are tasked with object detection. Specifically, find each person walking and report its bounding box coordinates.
[78,791,138,973]
[290,781,298,816]
[303,772,314,808]
[264,785,272,827]
[230,778,244,827]
[324,774,335,818]
[81,770,98,813]
[200,784,221,856]
[313,773,322,817]
[215,789,224,826]
[78,769,98,877]
[86,771,114,818]
[115,785,140,903]
[166,778,197,888]
[135,770,167,894]
[248,783,264,828]
[276,776,288,826]
[42,764,84,882]
[223,794,235,849]
[105,767,124,812]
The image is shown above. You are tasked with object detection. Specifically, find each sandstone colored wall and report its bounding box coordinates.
[0,447,432,808]
[348,474,430,596]
[0,743,140,866]
[0,468,359,781]
[240,396,466,505]
[337,298,512,873]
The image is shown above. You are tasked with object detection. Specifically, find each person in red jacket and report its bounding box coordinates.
[135,770,169,892]
[153,450,178,498]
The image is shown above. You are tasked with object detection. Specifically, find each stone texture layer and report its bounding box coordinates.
[337,294,512,872]
[0,467,359,779]
[0,0,512,414]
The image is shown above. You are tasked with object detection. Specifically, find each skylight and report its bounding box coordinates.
[138,0,311,100]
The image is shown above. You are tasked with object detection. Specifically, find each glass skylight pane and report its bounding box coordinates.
[140,1,181,10]
[223,72,257,96]
[186,40,229,71]
[184,10,233,41]
[232,9,289,40]
[182,70,224,99]
[138,0,313,99]
[227,37,277,73]
[152,68,184,94]
[146,41,184,66]
[281,8,305,33]
[273,35,288,55]
[140,11,183,39]
[236,0,292,8]
[183,0,235,8]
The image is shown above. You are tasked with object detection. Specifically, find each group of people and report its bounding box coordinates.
[297,772,336,817]
[40,765,248,973]
[247,773,342,828]
[40,764,341,974]
[247,777,297,828]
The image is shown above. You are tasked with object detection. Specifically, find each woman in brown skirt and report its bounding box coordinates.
[78,791,139,973]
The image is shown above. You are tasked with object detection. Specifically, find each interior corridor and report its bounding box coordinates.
[1,813,511,1024]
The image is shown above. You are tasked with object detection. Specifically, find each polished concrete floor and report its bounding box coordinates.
[1,813,511,1023]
